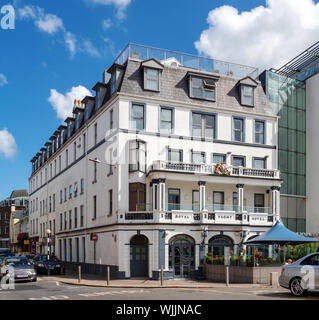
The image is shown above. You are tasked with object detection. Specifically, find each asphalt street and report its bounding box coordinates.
[0,276,318,300]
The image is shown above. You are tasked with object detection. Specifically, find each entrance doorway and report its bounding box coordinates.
[169,235,195,278]
[130,235,149,278]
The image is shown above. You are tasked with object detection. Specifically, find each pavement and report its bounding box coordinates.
[46,271,277,289]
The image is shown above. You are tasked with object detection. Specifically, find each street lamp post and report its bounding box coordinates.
[46,229,51,276]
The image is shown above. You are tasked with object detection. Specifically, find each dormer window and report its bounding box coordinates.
[141,59,163,92]
[241,85,254,106]
[96,90,101,109]
[237,76,258,107]
[145,68,159,91]
[85,104,89,120]
[75,115,78,129]
[68,124,71,138]
[189,74,218,101]
[111,72,116,95]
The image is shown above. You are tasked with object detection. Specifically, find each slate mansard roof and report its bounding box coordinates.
[119,59,274,116]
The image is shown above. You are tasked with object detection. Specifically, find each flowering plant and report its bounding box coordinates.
[214,162,230,175]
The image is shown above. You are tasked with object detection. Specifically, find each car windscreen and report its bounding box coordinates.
[5,258,32,266]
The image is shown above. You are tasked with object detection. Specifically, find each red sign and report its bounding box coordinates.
[91,234,98,241]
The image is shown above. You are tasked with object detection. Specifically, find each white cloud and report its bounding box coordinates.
[64,32,77,57]
[80,40,101,58]
[48,86,92,121]
[0,74,8,86]
[35,13,64,34]
[85,0,132,19]
[102,18,112,31]
[18,5,100,58]
[0,128,17,158]
[195,0,319,72]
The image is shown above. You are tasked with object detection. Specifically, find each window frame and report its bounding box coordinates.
[144,67,160,92]
[212,153,226,164]
[231,155,246,167]
[159,106,174,134]
[109,189,113,216]
[129,183,146,212]
[213,191,225,205]
[191,150,206,164]
[252,157,266,169]
[189,76,216,101]
[191,111,217,139]
[232,116,245,142]
[241,85,255,107]
[254,194,265,208]
[129,139,147,173]
[254,119,266,144]
[168,148,183,163]
[130,102,146,131]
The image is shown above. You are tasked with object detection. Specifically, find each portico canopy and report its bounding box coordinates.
[244,221,319,246]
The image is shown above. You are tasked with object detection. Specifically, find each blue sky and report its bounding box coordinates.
[0,0,318,200]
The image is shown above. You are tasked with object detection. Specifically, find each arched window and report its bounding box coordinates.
[208,235,234,257]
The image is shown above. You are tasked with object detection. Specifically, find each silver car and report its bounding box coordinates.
[0,257,37,282]
[279,252,319,296]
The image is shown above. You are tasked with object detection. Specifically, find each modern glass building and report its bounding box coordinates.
[259,71,306,232]
[259,41,319,234]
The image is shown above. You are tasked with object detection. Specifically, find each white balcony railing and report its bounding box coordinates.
[151,161,280,179]
[118,209,275,226]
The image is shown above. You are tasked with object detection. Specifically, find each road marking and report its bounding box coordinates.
[29,295,70,300]
[78,289,151,298]
[56,282,60,286]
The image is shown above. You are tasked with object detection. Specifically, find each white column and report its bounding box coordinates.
[159,179,166,212]
[236,184,244,212]
[198,181,206,211]
[152,180,159,212]
[271,186,280,221]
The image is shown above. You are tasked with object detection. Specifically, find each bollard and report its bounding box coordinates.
[225,266,229,286]
[270,272,279,287]
[161,266,164,287]
[107,266,110,286]
[78,266,81,283]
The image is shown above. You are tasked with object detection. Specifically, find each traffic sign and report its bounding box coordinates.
[91,233,98,241]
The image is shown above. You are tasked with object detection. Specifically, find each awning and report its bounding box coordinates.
[244,221,319,246]
[17,233,28,241]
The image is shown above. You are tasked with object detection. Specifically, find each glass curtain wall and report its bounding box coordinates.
[261,71,306,232]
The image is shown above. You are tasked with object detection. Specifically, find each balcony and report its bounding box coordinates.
[118,205,274,227]
[151,160,280,179]
[115,43,259,79]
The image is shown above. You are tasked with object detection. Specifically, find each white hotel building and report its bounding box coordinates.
[28,44,282,279]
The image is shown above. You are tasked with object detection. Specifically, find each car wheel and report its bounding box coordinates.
[289,277,307,297]
[32,278,37,282]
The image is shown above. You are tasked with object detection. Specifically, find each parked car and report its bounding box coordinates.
[0,248,11,259]
[33,255,62,275]
[0,256,37,282]
[279,252,319,296]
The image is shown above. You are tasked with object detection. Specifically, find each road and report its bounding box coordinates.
[0,276,319,300]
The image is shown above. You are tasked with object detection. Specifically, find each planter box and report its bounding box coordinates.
[204,264,282,284]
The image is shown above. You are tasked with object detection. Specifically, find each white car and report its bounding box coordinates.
[279,252,319,296]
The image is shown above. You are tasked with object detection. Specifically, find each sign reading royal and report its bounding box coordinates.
[1,4,15,30]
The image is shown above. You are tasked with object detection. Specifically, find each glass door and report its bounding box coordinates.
[168,189,180,211]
